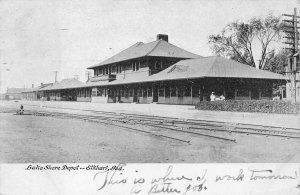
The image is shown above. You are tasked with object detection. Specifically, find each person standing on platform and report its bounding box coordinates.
[210,92,216,101]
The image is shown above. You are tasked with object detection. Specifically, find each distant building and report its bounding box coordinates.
[40,79,84,101]
[22,83,53,100]
[0,93,6,100]
[6,88,27,100]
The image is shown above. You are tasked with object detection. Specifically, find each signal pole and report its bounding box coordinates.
[282,8,300,103]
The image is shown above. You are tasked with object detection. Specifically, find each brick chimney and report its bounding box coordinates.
[32,84,34,88]
[157,34,168,42]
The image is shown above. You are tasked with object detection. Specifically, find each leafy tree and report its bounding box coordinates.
[208,14,283,70]
[263,49,290,74]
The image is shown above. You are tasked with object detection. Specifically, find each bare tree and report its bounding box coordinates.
[208,14,282,70]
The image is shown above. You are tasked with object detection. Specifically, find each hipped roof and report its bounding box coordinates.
[83,56,285,88]
[149,56,286,81]
[88,40,202,69]
[35,57,286,92]
[40,79,85,91]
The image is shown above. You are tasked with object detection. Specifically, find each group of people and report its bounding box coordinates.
[210,92,225,101]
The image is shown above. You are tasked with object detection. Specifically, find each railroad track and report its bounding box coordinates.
[27,110,236,144]
[2,104,300,143]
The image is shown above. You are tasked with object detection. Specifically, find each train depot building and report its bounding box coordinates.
[22,34,286,105]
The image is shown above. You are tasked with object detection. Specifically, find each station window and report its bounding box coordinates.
[132,62,140,72]
[140,61,147,68]
[117,64,122,74]
[120,88,124,97]
[192,86,199,97]
[124,88,129,97]
[178,87,184,97]
[129,88,133,97]
[158,60,163,69]
[237,88,249,97]
[92,88,97,96]
[184,85,191,97]
[109,89,113,97]
[148,87,152,97]
[97,87,102,96]
[159,87,164,97]
[138,89,143,97]
[143,88,147,97]
[261,87,272,97]
[154,61,158,69]
[170,86,177,97]
[109,66,112,74]
[112,65,116,73]
[165,86,170,97]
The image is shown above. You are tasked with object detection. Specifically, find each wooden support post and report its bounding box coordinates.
[234,89,237,100]
[249,88,251,100]
[199,85,202,101]
[190,85,193,101]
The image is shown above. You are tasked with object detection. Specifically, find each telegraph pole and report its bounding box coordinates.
[53,71,58,83]
[85,70,93,81]
[282,8,300,103]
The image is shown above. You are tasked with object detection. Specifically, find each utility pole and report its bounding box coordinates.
[282,8,300,103]
[85,70,93,81]
[53,71,58,83]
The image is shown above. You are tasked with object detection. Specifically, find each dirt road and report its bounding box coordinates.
[1,110,300,163]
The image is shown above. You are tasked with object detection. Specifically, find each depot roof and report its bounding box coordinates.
[39,79,85,91]
[83,56,285,88]
[88,39,202,69]
[149,56,286,81]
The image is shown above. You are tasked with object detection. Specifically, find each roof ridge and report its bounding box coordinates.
[145,40,162,56]
[162,41,202,58]
[89,41,143,68]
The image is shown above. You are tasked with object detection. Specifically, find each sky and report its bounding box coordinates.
[0,0,299,92]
